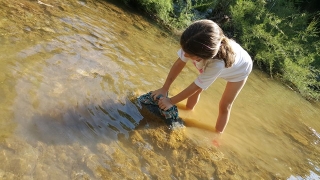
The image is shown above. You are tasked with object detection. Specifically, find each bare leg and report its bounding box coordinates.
[186,88,203,110]
[215,78,248,133]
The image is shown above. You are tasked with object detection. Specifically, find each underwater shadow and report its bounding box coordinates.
[25,95,182,148]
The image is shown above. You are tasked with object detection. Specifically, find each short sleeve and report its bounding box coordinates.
[195,60,225,89]
[177,49,189,62]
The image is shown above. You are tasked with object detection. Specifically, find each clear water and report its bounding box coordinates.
[0,0,319,179]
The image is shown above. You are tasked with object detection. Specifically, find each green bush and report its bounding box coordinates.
[119,0,224,29]
[120,0,173,24]
[230,0,320,100]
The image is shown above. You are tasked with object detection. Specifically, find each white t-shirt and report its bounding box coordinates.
[177,40,252,89]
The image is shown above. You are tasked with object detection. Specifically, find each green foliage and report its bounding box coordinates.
[121,0,174,24]
[140,0,173,22]
[230,0,320,100]
[191,0,217,11]
[119,0,225,29]
[170,0,215,29]
[282,58,320,100]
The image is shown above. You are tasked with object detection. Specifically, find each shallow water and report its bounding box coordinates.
[0,0,319,179]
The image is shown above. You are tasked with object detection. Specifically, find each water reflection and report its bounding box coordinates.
[0,0,319,179]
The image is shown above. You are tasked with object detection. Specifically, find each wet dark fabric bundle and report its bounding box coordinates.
[137,92,184,129]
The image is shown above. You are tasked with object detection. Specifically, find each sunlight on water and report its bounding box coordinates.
[0,0,319,179]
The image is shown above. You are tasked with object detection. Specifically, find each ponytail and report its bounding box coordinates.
[216,37,235,68]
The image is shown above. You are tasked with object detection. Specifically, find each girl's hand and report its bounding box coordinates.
[151,88,168,100]
[158,97,173,110]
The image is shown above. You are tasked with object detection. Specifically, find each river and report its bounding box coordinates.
[0,0,319,179]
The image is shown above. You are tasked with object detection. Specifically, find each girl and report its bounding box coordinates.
[151,19,252,135]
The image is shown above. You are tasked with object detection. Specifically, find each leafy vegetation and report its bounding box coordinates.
[230,0,320,100]
[117,0,320,101]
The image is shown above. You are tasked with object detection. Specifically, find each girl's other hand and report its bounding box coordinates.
[151,88,168,100]
[158,97,173,110]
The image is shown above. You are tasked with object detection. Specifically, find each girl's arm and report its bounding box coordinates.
[162,58,186,90]
[151,58,186,98]
[170,82,201,104]
[158,82,201,110]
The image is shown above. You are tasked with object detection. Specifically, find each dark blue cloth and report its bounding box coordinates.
[137,92,184,129]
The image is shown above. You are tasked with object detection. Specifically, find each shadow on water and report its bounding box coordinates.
[24,95,170,146]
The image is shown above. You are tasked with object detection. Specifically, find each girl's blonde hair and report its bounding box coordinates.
[180,19,235,68]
